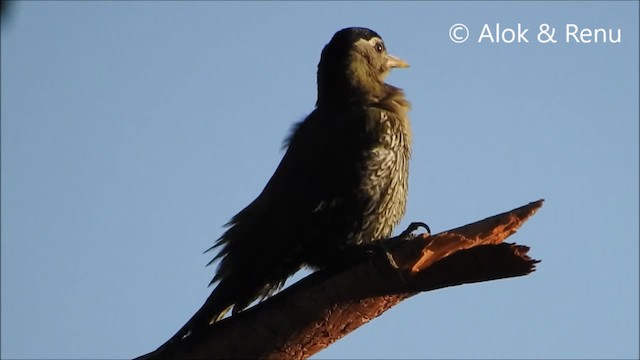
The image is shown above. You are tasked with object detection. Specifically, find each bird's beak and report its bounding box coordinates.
[386,54,409,69]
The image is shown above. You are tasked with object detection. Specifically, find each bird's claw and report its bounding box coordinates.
[373,221,431,272]
[399,221,431,240]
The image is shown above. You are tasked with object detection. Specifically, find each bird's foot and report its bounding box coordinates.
[339,221,432,274]
[380,221,432,280]
[344,241,399,269]
[399,221,431,240]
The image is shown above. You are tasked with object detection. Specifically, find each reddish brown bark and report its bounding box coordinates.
[136,200,543,360]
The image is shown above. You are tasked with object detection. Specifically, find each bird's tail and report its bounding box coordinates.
[154,281,234,353]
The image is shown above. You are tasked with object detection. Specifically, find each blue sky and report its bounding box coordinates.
[1,1,638,359]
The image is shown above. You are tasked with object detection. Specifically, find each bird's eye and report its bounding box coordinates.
[375,43,384,53]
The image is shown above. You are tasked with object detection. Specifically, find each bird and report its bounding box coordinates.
[162,26,414,348]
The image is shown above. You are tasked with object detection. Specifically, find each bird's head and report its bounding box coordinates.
[316,27,409,107]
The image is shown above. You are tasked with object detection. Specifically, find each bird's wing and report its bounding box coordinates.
[208,107,372,274]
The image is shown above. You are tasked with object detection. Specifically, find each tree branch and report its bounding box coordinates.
[136,199,543,360]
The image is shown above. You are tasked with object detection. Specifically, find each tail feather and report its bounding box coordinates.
[156,281,234,353]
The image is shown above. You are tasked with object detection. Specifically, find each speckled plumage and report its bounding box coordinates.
[163,27,412,346]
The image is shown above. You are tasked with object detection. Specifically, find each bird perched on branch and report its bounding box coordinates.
[163,27,414,347]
